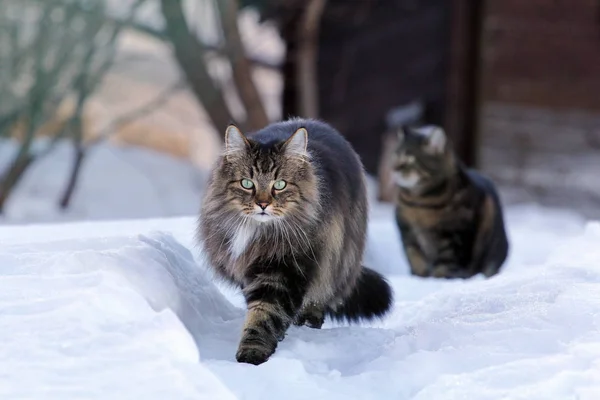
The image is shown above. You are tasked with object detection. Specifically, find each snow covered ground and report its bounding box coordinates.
[2,202,599,399]
[2,140,600,398]
[0,140,207,224]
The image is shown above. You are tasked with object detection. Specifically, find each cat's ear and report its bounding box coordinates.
[224,124,248,154]
[283,127,308,156]
[396,126,408,146]
[422,126,447,154]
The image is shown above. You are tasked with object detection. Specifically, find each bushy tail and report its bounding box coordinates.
[326,267,393,323]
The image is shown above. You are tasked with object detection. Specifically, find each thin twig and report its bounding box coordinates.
[215,0,269,130]
[67,0,281,71]
[160,0,234,135]
[89,80,186,145]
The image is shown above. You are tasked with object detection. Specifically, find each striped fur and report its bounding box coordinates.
[198,118,393,365]
[393,125,509,279]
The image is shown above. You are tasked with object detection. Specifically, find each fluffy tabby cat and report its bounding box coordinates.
[198,118,393,365]
[393,125,509,279]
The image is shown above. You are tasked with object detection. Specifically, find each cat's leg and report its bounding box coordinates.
[430,239,472,279]
[294,301,325,329]
[397,220,430,277]
[431,264,474,279]
[430,264,450,278]
[471,195,509,278]
[405,245,430,277]
[236,260,310,365]
[468,194,495,275]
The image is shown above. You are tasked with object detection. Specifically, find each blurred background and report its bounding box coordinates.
[0,0,598,225]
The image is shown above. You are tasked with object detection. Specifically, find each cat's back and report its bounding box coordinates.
[248,119,360,166]
[248,118,365,198]
[464,168,502,205]
[464,168,508,231]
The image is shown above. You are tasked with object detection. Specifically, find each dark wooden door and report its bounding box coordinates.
[315,0,452,174]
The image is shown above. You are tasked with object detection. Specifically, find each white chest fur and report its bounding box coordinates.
[229,223,258,259]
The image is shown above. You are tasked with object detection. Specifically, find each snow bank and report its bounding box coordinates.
[0,230,239,399]
[1,205,599,399]
[0,140,206,224]
[2,134,599,399]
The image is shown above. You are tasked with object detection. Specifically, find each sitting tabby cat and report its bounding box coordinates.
[393,125,509,279]
[198,118,393,365]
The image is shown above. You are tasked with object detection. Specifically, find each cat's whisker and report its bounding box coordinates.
[288,219,318,264]
[216,215,243,255]
[287,219,316,275]
[278,219,305,279]
[208,214,237,249]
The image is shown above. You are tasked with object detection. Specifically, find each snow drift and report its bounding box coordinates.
[1,205,599,399]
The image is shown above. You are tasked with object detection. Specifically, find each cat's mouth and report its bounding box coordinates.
[246,204,279,222]
[394,171,421,189]
[251,212,274,223]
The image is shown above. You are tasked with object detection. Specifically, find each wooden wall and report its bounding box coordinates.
[477,0,600,217]
[315,0,452,174]
[480,0,600,111]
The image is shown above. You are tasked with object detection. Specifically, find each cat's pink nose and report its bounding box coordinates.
[257,202,269,210]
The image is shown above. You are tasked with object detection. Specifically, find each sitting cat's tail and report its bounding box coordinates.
[326,267,393,323]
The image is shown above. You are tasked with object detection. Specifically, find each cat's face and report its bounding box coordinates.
[392,125,452,190]
[216,125,317,223]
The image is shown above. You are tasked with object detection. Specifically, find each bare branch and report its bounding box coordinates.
[0,154,34,213]
[90,80,186,146]
[0,1,57,212]
[57,15,113,210]
[0,0,147,212]
[58,145,85,209]
[68,4,281,71]
[215,0,269,130]
[160,0,233,136]
[296,0,327,118]
[57,77,185,208]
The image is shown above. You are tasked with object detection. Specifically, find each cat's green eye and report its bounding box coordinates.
[273,180,287,190]
[241,179,254,189]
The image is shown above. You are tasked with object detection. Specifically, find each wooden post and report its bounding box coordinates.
[443,0,485,167]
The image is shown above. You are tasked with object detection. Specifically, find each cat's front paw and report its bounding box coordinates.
[431,264,451,278]
[431,264,472,279]
[235,343,275,365]
[235,330,277,365]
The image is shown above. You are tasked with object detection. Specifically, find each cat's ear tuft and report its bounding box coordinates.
[284,127,308,156]
[422,125,447,154]
[224,124,248,154]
